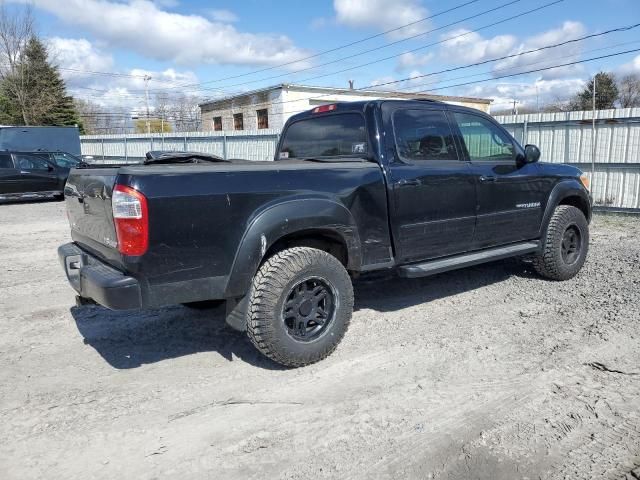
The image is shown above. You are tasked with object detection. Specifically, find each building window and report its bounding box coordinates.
[213,116,222,131]
[257,109,269,129]
[233,113,244,131]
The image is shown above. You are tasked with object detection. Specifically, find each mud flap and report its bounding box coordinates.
[225,295,249,332]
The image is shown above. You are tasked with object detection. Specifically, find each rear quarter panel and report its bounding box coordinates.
[118,161,391,298]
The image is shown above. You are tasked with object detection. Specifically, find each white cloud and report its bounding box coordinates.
[396,52,434,71]
[206,9,238,23]
[57,48,202,110]
[463,78,586,111]
[334,0,430,39]
[493,21,587,80]
[439,29,517,63]
[618,54,640,75]
[48,37,115,78]
[16,0,310,68]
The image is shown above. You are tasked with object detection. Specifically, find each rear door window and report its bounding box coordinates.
[279,113,367,159]
[393,109,458,161]
[14,154,52,171]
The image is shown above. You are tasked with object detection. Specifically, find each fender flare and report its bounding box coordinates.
[224,198,362,298]
[540,179,592,238]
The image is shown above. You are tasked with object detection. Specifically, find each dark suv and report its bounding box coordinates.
[0,151,81,201]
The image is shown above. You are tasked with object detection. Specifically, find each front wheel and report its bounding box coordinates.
[247,247,354,367]
[533,205,589,280]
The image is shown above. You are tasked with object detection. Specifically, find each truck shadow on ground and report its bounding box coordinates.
[71,258,537,370]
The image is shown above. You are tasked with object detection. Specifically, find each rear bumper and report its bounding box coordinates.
[58,243,142,310]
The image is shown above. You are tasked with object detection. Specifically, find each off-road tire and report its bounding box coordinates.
[533,205,589,280]
[247,247,354,367]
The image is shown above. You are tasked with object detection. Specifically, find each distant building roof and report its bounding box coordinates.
[199,83,492,108]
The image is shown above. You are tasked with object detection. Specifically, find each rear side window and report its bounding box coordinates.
[14,154,51,170]
[279,113,367,159]
[0,153,12,168]
[393,109,458,161]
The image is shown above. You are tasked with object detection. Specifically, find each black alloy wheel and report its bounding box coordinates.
[560,225,582,265]
[282,277,336,342]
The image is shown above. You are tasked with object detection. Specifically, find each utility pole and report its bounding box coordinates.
[511,99,519,115]
[591,73,597,183]
[144,74,152,136]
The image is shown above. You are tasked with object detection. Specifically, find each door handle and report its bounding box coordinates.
[479,175,497,182]
[396,178,421,187]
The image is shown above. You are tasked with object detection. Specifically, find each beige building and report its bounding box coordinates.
[199,83,492,132]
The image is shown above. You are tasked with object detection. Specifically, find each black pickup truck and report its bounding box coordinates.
[59,100,591,367]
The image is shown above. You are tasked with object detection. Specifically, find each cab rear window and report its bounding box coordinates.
[279,113,367,159]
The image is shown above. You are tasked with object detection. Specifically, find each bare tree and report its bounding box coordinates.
[0,2,33,70]
[74,98,101,134]
[170,94,201,132]
[540,95,579,113]
[617,74,640,108]
[0,2,34,124]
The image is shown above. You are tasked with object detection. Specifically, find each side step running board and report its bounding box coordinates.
[398,241,540,278]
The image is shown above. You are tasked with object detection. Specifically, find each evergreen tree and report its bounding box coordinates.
[2,37,84,131]
[572,72,619,110]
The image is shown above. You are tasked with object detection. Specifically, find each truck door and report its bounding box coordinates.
[383,104,477,264]
[450,110,545,248]
[13,153,59,193]
[0,152,21,195]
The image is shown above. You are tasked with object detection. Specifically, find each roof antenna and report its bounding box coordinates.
[348,80,354,90]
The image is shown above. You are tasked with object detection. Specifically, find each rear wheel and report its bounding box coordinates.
[247,247,353,367]
[533,205,589,280]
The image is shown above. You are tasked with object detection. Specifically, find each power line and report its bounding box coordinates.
[144,0,528,95]
[213,47,640,122]
[253,0,564,96]
[65,0,486,98]
[76,26,640,121]
[88,46,639,126]
[142,0,483,92]
[76,0,560,100]
[412,47,640,94]
[171,22,640,114]
[358,23,640,92]
[401,39,640,94]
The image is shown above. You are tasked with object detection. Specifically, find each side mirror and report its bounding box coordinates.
[47,164,55,172]
[524,144,541,164]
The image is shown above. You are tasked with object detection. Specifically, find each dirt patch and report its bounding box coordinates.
[1,201,639,479]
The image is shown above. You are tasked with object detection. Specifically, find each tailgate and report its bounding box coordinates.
[64,168,122,264]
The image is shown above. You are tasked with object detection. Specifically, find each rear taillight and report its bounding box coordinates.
[112,184,148,256]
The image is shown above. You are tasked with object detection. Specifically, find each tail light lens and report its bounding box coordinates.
[112,184,148,256]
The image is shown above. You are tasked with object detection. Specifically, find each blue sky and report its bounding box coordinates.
[13,0,640,112]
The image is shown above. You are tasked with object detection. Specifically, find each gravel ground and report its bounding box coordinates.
[1,200,639,480]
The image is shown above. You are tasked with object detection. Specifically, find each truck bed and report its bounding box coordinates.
[64,159,392,307]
